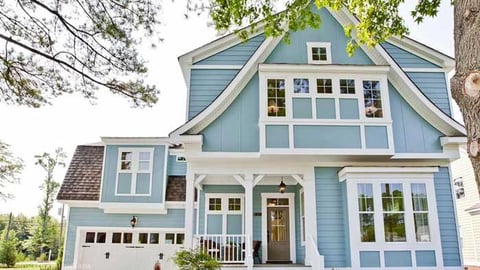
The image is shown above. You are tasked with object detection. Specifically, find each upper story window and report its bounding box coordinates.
[454,177,465,199]
[116,148,154,196]
[363,80,383,118]
[340,79,356,94]
[267,79,286,117]
[307,42,332,64]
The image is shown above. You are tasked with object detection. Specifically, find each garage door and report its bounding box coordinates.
[76,229,184,269]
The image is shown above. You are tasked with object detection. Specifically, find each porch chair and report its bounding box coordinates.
[253,240,261,264]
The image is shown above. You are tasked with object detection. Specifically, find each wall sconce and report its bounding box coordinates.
[279,177,286,193]
[130,216,138,228]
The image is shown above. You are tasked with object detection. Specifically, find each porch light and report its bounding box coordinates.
[279,178,286,193]
[130,216,138,228]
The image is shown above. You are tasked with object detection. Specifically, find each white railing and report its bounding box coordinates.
[194,234,247,264]
[307,236,324,270]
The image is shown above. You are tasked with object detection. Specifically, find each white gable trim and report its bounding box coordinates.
[171,35,283,136]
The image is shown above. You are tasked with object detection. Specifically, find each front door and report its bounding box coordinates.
[267,207,290,262]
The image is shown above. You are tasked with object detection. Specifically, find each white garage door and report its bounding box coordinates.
[76,229,184,270]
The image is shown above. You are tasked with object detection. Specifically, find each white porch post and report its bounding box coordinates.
[184,171,195,249]
[244,174,254,269]
[303,174,318,266]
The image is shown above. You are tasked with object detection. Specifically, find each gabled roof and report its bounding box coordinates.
[171,7,465,138]
[57,145,104,201]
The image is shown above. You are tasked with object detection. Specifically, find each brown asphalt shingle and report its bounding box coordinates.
[57,145,104,201]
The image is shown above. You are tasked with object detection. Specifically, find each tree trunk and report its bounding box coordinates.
[451,0,480,195]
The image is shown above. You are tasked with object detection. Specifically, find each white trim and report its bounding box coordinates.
[101,137,171,145]
[448,165,465,267]
[98,145,107,203]
[338,166,439,182]
[253,174,265,186]
[115,147,154,196]
[58,200,100,207]
[191,65,243,70]
[162,147,169,204]
[165,201,186,209]
[204,194,245,236]
[306,42,332,64]
[440,136,468,146]
[259,64,390,74]
[402,68,449,73]
[261,192,296,263]
[98,202,167,214]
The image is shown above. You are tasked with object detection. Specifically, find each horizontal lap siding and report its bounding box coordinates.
[315,167,348,268]
[435,168,462,266]
[382,42,440,68]
[194,34,265,65]
[188,69,239,120]
[406,72,451,116]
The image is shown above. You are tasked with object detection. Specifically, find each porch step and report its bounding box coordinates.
[222,264,312,270]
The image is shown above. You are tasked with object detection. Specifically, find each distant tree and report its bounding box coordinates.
[0,141,23,200]
[207,0,480,195]
[31,148,65,258]
[0,0,161,108]
[0,231,18,267]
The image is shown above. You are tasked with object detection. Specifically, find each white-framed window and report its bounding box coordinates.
[116,148,154,196]
[205,194,244,235]
[339,167,442,269]
[307,42,332,64]
[454,177,465,199]
[363,80,383,118]
[267,79,286,117]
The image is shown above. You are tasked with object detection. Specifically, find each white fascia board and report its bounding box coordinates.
[171,35,283,136]
[258,64,390,74]
[319,8,465,137]
[338,166,439,182]
[169,135,203,144]
[440,136,468,146]
[57,200,100,208]
[99,202,167,214]
[101,137,172,145]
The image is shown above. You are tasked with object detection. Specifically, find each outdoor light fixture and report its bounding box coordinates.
[279,177,286,193]
[130,216,138,228]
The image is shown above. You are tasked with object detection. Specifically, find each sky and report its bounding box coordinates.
[0,1,457,218]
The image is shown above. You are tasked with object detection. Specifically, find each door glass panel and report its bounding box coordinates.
[123,233,132,244]
[112,233,122,243]
[270,209,287,241]
[96,232,106,243]
[165,233,175,244]
[176,233,185,245]
[138,233,148,244]
[149,233,159,244]
[85,232,95,243]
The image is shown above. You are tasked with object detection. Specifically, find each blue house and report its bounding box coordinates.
[57,6,466,270]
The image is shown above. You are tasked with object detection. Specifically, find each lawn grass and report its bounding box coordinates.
[0,262,56,269]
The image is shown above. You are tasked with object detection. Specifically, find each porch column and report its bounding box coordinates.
[303,174,318,266]
[244,174,254,268]
[184,172,195,249]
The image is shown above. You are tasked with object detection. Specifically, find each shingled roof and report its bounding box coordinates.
[57,145,104,201]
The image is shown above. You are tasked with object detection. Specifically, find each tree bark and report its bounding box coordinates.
[451,0,480,195]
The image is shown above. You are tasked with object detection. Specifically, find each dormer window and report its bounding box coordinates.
[307,42,332,64]
[116,148,154,196]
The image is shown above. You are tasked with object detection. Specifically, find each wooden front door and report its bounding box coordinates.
[267,207,290,262]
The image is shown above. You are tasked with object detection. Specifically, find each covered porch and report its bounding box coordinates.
[182,163,324,269]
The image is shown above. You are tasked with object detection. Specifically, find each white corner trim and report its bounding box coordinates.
[99,202,167,214]
[441,136,468,146]
[338,166,439,182]
[165,201,186,209]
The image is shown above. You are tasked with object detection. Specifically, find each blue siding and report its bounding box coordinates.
[266,8,373,65]
[382,42,440,68]
[201,74,259,152]
[294,125,361,148]
[265,125,289,148]
[365,126,389,149]
[64,207,185,266]
[315,167,348,268]
[406,72,451,116]
[360,251,380,268]
[293,98,313,119]
[339,99,359,119]
[389,83,444,153]
[101,145,166,203]
[194,34,265,65]
[384,251,412,267]
[434,167,461,266]
[416,250,437,267]
[316,98,336,119]
[188,69,239,120]
[167,155,186,176]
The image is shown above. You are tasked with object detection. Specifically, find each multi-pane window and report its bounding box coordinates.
[363,80,383,118]
[412,183,430,242]
[209,198,222,211]
[117,148,154,195]
[228,198,241,211]
[340,79,355,94]
[358,184,375,242]
[293,78,309,93]
[165,233,185,245]
[85,232,106,243]
[382,183,406,242]
[454,177,465,199]
[267,79,286,117]
[316,79,332,94]
[311,47,327,61]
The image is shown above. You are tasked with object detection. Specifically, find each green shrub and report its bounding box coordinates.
[0,240,17,267]
[56,247,63,270]
[37,253,48,262]
[173,249,221,270]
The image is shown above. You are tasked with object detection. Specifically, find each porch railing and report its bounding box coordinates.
[307,235,324,270]
[194,234,248,264]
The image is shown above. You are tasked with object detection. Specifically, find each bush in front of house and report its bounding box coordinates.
[173,249,220,270]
